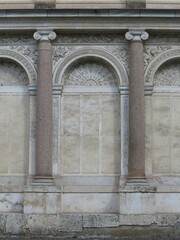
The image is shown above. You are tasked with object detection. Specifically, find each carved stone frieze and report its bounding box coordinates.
[147,33,180,44]
[145,49,180,85]
[54,33,125,44]
[0,48,37,85]
[103,46,129,72]
[52,46,76,65]
[0,59,28,86]
[65,62,118,86]
[10,45,38,68]
[144,46,172,69]
[154,61,180,86]
[0,33,34,44]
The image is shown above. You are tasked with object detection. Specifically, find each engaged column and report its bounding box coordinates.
[33,30,56,179]
[125,30,149,181]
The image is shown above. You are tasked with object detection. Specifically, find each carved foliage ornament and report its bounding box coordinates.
[144,46,172,69]
[10,45,38,67]
[65,62,118,86]
[145,49,180,85]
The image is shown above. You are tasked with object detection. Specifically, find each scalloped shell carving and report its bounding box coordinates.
[0,60,28,86]
[65,63,118,86]
[154,61,180,86]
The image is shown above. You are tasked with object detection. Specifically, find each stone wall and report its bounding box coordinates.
[0,31,180,236]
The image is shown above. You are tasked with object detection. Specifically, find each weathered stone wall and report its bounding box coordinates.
[0,32,180,236]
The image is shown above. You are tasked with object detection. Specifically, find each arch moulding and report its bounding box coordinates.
[145,48,180,86]
[0,48,37,86]
[53,47,129,87]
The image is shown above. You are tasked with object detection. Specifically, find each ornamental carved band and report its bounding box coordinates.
[125,30,149,41]
[33,31,57,41]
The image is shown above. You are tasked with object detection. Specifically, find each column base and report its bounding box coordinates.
[32,176,55,186]
[126,176,148,185]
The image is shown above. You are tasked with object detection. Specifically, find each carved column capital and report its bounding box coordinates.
[125,30,149,42]
[33,31,57,41]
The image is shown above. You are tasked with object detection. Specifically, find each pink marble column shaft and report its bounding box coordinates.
[33,31,56,177]
[125,30,149,180]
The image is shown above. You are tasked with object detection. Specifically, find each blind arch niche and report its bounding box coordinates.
[0,58,29,175]
[60,56,121,179]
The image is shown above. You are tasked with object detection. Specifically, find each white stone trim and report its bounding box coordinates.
[145,48,180,86]
[0,86,29,93]
[119,87,129,178]
[0,48,37,86]
[63,86,119,93]
[53,47,129,87]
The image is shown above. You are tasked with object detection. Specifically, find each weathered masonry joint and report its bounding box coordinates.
[0,3,180,237]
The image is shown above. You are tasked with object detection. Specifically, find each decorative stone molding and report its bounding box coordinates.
[126,0,146,9]
[54,33,126,44]
[104,46,129,73]
[10,45,38,68]
[52,85,63,95]
[154,61,180,86]
[33,31,57,41]
[144,46,172,69]
[52,46,70,65]
[28,86,37,96]
[145,49,180,85]
[0,33,34,44]
[144,85,153,95]
[119,86,129,95]
[64,62,118,86]
[53,47,128,87]
[0,48,37,85]
[125,30,149,42]
[35,0,55,9]
[0,59,28,86]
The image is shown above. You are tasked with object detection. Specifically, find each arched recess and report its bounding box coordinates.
[144,49,180,177]
[145,48,180,86]
[0,50,36,178]
[0,49,37,86]
[53,47,129,191]
[53,47,128,87]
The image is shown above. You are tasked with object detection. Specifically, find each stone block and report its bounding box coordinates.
[0,214,7,234]
[156,193,180,213]
[0,193,23,213]
[6,214,24,235]
[119,214,156,225]
[83,214,119,228]
[120,193,155,214]
[62,193,119,213]
[24,192,61,214]
[156,214,180,227]
[25,214,82,234]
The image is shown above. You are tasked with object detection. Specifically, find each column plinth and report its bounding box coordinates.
[33,30,56,179]
[125,30,149,181]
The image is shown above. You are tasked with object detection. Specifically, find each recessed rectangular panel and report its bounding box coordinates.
[10,95,29,174]
[152,96,170,173]
[171,97,180,173]
[63,95,80,136]
[0,95,10,173]
[62,136,80,174]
